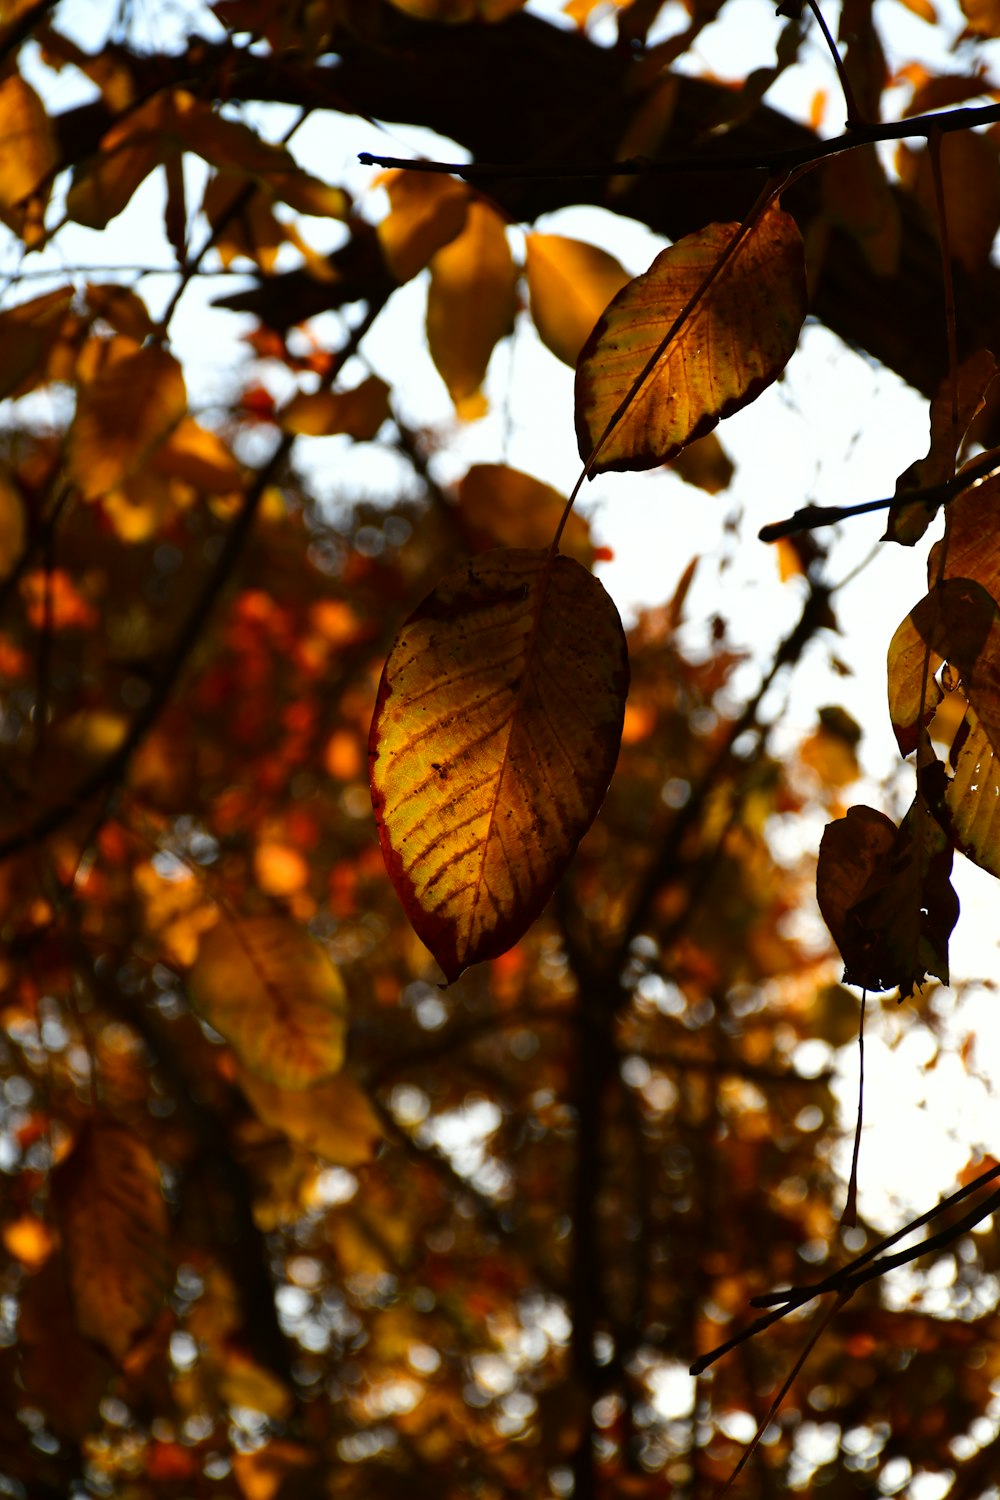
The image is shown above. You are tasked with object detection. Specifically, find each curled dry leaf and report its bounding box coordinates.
[53,1120,172,1364]
[190,915,348,1087]
[369,548,629,981]
[574,203,806,474]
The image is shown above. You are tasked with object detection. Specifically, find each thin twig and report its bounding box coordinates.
[806,0,863,128]
[758,444,1000,541]
[358,100,1000,184]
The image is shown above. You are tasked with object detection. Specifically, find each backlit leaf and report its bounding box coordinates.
[0,285,74,399]
[889,577,1000,757]
[85,281,157,342]
[0,72,55,245]
[281,375,390,439]
[68,342,187,500]
[457,462,594,565]
[53,1120,172,1364]
[575,203,806,473]
[961,0,1000,32]
[885,349,998,544]
[378,169,469,284]
[369,548,628,981]
[426,200,517,419]
[903,130,1000,275]
[0,474,25,577]
[525,233,629,367]
[239,1067,383,1166]
[190,915,348,1087]
[670,431,734,494]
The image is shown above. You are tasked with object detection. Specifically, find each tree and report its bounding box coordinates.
[3,0,1000,1495]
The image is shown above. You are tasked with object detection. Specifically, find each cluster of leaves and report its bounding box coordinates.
[4,0,1000,1498]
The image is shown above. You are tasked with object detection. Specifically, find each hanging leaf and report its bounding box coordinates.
[369,548,629,982]
[0,474,25,577]
[885,348,998,545]
[68,342,187,500]
[426,200,517,419]
[18,1256,114,1439]
[378,169,469,284]
[239,1067,384,1166]
[670,431,735,494]
[817,792,958,998]
[574,203,806,474]
[457,462,595,565]
[53,1120,172,1364]
[960,0,1000,33]
[525,233,629,367]
[902,130,1000,276]
[190,915,348,1087]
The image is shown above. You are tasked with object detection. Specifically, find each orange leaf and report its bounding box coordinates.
[525,233,629,367]
[369,548,628,981]
[53,1120,172,1364]
[0,72,55,245]
[0,285,74,400]
[574,203,806,474]
[190,915,348,1086]
[378,169,469,284]
[239,1067,384,1166]
[69,342,187,500]
[281,375,390,439]
[426,200,517,418]
[0,473,25,577]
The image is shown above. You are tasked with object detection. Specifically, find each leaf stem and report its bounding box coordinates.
[806,0,863,128]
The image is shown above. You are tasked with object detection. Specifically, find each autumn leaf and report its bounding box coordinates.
[457,462,595,565]
[0,474,25,577]
[817,792,958,997]
[888,577,1000,757]
[0,285,74,400]
[525,233,629,367]
[885,348,998,545]
[369,548,628,981]
[68,342,187,500]
[53,1120,172,1364]
[190,915,348,1087]
[0,71,55,245]
[281,375,391,439]
[426,200,517,418]
[574,203,806,473]
[239,1067,384,1166]
[378,169,470,284]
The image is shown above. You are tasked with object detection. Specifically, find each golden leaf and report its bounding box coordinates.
[525,233,629,367]
[190,915,348,1086]
[378,169,469,284]
[575,204,806,474]
[0,72,55,245]
[369,548,628,980]
[69,342,187,500]
[53,1120,172,1364]
[457,462,594,566]
[0,285,74,400]
[281,375,390,439]
[239,1067,383,1166]
[426,200,517,417]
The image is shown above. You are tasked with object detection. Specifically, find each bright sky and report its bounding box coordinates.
[7,0,1000,1231]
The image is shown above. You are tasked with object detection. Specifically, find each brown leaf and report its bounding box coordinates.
[68,342,188,501]
[457,462,594,565]
[281,375,391,439]
[0,72,55,245]
[885,349,998,545]
[239,1067,384,1166]
[53,1120,172,1365]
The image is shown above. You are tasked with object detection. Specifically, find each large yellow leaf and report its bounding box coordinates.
[378,170,469,284]
[239,1067,383,1166]
[0,72,55,245]
[68,342,187,500]
[369,548,628,981]
[53,1120,172,1364]
[190,916,348,1087]
[575,204,806,474]
[525,233,629,367]
[426,200,517,419]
